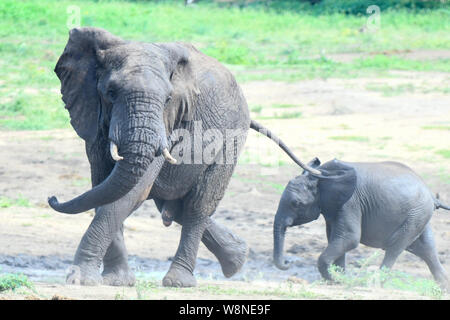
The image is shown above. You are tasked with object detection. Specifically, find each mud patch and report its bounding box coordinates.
[0,252,321,284]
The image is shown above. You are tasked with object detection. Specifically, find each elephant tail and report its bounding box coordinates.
[249,119,321,175]
[435,193,450,211]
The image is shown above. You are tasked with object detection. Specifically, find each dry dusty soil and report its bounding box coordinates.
[0,69,449,300]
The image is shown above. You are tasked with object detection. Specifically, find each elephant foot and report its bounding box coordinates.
[162,266,197,288]
[66,265,103,286]
[438,279,450,292]
[202,222,248,278]
[102,265,136,287]
[216,237,248,278]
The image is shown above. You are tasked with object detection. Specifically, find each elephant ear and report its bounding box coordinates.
[302,157,321,175]
[317,159,357,215]
[158,42,199,134]
[54,27,123,143]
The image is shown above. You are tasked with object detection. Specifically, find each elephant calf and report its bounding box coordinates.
[273,157,450,289]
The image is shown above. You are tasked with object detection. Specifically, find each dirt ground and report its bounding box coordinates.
[0,69,449,300]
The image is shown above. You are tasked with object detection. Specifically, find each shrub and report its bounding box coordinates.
[0,273,34,292]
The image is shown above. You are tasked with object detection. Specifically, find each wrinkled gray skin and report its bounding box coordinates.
[48,27,318,287]
[274,157,450,290]
[47,27,252,287]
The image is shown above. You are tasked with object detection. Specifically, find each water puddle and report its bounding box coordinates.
[0,252,321,284]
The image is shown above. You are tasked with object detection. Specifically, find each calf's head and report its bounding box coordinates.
[273,158,357,270]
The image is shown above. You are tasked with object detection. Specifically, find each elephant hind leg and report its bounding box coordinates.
[202,219,248,278]
[381,209,431,270]
[406,224,449,290]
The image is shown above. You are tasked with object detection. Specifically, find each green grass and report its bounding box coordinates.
[209,0,448,15]
[238,150,290,169]
[193,283,323,299]
[338,124,351,130]
[329,135,370,142]
[0,0,449,130]
[404,144,435,152]
[422,125,450,131]
[134,278,323,299]
[435,149,450,159]
[71,177,90,187]
[249,104,302,119]
[436,167,450,185]
[232,173,285,193]
[0,93,68,130]
[256,111,303,120]
[0,195,31,208]
[366,82,416,96]
[0,273,34,292]
[328,253,443,299]
[366,82,450,96]
[249,105,263,113]
[271,104,298,109]
[135,279,159,300]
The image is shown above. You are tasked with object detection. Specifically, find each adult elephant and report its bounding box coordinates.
[48,27,319,287]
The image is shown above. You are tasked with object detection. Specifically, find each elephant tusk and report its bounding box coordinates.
[110,141,123,161]
[162,148,177,164]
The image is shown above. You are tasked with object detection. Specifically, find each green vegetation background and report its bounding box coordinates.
[0,0,449,130]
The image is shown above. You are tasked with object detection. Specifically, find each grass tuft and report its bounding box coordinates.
[328,252,443,299]
[0,195,31,208]
[0,273,34,292]
[435,149,450,159]
[329,135,369,142]
[135,279,159,300]
[422,125,450,131]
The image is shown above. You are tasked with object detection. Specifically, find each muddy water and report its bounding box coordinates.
[0,252,321,284]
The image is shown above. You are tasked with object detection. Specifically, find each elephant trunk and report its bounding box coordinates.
[48,97,170,214]
[273,213,291,270]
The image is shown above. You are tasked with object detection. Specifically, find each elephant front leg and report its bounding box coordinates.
[162,215,210,287]
[325,221,346,271]
[319,220,360,281]
[162,163,237,287]
[67,158,164,286]
[163,217,248,287]
[68,198,148,286]
[101,225,136,286]
[67,207,116,285]
[154,198,248,278]
[67,202,132,285]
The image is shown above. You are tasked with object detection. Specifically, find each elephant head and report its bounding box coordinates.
[273,158,357,270]
[48,27,197,214]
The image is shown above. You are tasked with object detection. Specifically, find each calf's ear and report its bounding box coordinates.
[302,157,321,175]
[317,161,357,215]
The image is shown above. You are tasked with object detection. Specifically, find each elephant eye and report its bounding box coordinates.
[108,88,117,100]
[165,95,172,104]
[106,80,119,100]
[291,199,301,208]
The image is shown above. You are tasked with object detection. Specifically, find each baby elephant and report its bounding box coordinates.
[273,158,450,289]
